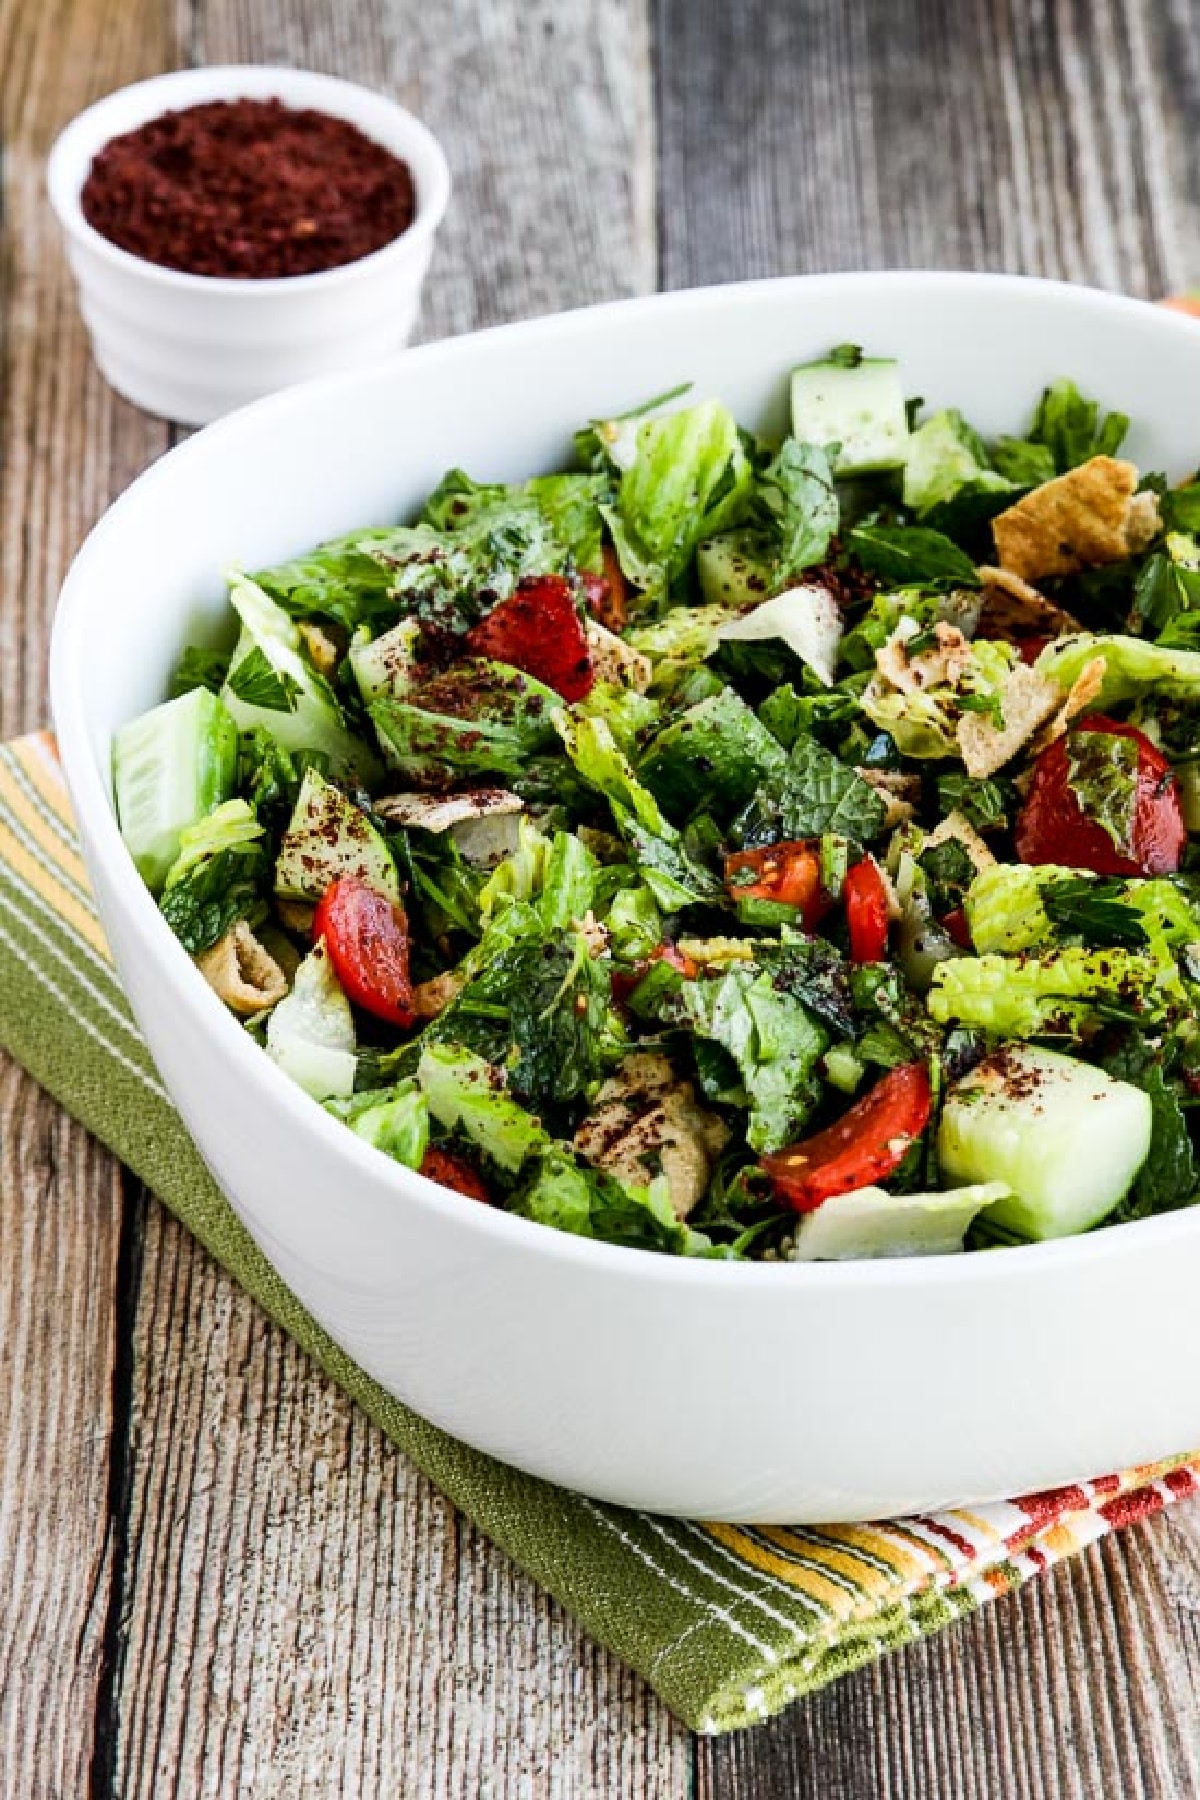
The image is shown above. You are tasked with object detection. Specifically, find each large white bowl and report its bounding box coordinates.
[50,273,1200,1522]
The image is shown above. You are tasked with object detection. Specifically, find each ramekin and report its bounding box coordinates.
[46,64,451,425]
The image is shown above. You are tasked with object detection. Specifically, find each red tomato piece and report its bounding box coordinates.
[724,840,831,926]
[313,876,414,1029]
[420,1146,491,1204]
[761,1063,933,1213]
[1015,715,1186,877]
[940,906,973,950]
[1015,634,1053,666]
[466,573,594,701]
[843,857,890,962]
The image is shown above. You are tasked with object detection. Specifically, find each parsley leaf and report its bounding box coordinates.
[846,524,979,588]
[1025,379,1129,474]
[227,647,301,713]
[1042,877,1149,948]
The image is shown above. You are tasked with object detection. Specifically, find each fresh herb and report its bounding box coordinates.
[159,844,269,954]
[759,438,839,583]
[1065,729,1139,858]
[227,647,302,713]
[1042,877,1149,948]
[935,770,1015,832]
[170,644,231,698]
[1102,1038,1198,1220]
[846,523,979,587]
[1024,378,1129,474]
[734,734,888,850]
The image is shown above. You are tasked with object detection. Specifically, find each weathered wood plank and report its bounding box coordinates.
[0,0,172,1792]
[113,1211,691,1798]
[654,0,1200,1791]
[106,3,685,1796]
[656,0,1199,298]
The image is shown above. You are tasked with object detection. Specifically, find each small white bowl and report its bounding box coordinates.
[47,65,451,425]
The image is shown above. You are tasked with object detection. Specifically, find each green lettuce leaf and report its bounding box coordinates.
[605,400,753,604]
[1019,377,1129,474]
[902,410,1013,516]
[370,660,563,786]
[671,965,828,1152]
[1037,633,1200,708]
[417,1043,549,1172]
[552,713,722,907]
[513,1148,715,1256]
[326,1082,430,1170]
[927,946,1179,1035]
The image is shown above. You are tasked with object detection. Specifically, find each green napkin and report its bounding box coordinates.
[2,730,1194,1731]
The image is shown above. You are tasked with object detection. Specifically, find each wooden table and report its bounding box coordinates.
[5,1,1200,1793]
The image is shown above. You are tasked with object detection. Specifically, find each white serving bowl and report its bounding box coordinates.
[50,273,1200,1522]
[47,65,451,425]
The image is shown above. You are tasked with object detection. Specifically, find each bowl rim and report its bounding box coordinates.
[49,268,1200,1289]
[45,63,452,297]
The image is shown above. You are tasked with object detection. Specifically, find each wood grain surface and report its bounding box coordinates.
[3,0,1200,1795]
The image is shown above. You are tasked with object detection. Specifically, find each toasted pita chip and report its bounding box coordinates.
[976,565,1082,639]
[585,619,653,691]
[411,969,466,1021]
[924,810,996,872]
[991,457,1158,582]
[876,621,973,694]
[196,920,288,1016]
[956,664,1061,778]
[1026,654,1108,756]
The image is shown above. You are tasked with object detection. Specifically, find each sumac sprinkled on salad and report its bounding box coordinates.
[113,351,1200,1261]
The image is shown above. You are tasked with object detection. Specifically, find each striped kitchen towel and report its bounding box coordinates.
[2,726,1197,1733]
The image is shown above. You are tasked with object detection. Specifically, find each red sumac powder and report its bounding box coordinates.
[80,98,416,279]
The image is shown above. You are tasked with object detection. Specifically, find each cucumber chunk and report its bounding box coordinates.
[113,687,238,893]
[638,686,786,820]
[349,617,422,706]
[221,575,377,782]
[696,531,776,608]
[792,1182,1009,1261]
[266,939,356,1101]
[275,767,399,903]
[790,353,909,476]
[938,1045,1153,1240]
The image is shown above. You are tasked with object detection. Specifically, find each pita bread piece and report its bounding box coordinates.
[991,457,1160,582]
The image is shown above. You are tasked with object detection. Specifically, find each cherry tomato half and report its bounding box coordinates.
[761,1063,932,1213]
[466,573,594,702]
[420,1146,491,1204]
[724,839,830,926]
[1015,715,1186,877]
[843,857,890,963]
[313,876,414,1029]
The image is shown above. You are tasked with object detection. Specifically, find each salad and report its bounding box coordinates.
[113,346,1200,1261]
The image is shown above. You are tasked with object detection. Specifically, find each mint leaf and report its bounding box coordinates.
[170,644,231,699]
[227,647,301,713]
[761,439,839,583]
[1065,730,1139,858]
[735,734,888,849]
[1102,1039,1198,1221]
[847,524,979,587]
